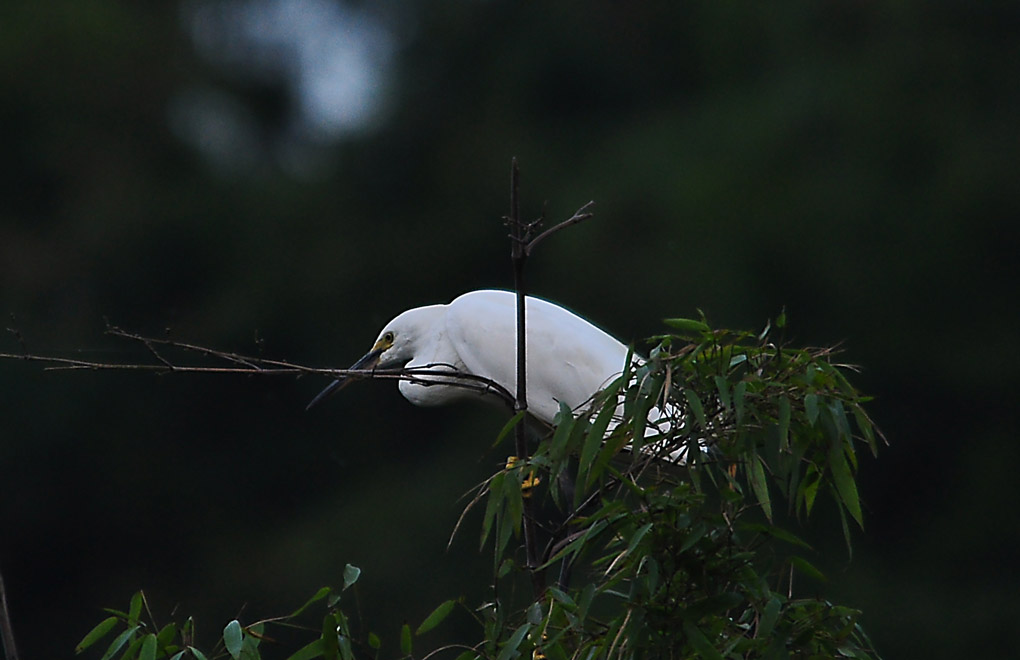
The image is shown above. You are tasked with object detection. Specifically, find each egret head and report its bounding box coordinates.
[305,307,436,411]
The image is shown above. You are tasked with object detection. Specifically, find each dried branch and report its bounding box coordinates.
[524,200,595,256]
[0,566,17,660]
[5,316,27,355]
[105,324,294,371]
[0,352,295,374]
[0,346,515,409]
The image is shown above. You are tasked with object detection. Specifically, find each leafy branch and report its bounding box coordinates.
[471,312,885,659]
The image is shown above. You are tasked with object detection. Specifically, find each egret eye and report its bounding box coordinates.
[383,331,394,344]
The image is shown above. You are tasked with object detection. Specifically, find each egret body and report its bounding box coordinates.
[308,290,633,423]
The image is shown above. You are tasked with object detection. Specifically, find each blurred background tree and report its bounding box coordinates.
[0,1,1016,657]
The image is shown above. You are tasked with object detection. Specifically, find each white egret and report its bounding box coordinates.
[307,289,639,424]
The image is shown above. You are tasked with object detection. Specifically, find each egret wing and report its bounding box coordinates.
[446,290,630,424]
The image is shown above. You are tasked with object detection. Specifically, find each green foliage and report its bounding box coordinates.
[477,315,882,658]
[75,567,362,660]
[77,317,881,659]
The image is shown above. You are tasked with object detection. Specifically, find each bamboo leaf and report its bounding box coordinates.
[416,600,457,636]
[549,401,575,460]
[156,625,177,651]
[342,564,361,590]
[588,429,631,489]
[578,378,624,497]
[683,389,707,430]
[246,624,264,653]
[118,634,146,660]
[835,484,854,559]
[790,556,827,582]
[338,636,354,660]
[98,627,139,660]
[127,592,143,627]
[545,586,576,610]
[139,634,157,660]
[801,466,820,516]
[734,381,747,425]
[496,623,531,660]
[322,614,339,660]
[223,621,243,660]
[713,375,731,410]
[76,616,119,653]
[679,523,707,553]
[285,639,324,660]
[664,318,710,337]
[626,522,654,557]
[804,394,819,425]
[829,400,852,442]
[480,472,505,549]
[496,507,516,566]
[748,454,773,522]
[737,522,812,550]
[545,519,609,566]
[829,442,864,527]
[853,405,879,456]
[757,597,782,638]
[682,621,723,660]
[400,624,412,657]
[503,464,524,535]
[629,371,663,453]
[492,411,526,449]
[778,396,791,450]
[290,587,332,618]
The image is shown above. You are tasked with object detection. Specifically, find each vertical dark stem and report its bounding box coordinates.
[508,158,544,594]
[510,160,526,417]
[0,567,18,660]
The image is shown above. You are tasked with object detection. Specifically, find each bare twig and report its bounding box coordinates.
[447,473,501,551]
[524,200,595,256]
[0,346,515,410]
[0,351,304,375]
[106,325,277,371]
[5,316,26,355]
[0,566,18,660]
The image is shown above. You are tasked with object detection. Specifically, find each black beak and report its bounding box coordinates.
[306,347,384,411]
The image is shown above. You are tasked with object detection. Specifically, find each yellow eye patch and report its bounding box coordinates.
[373,332,394,351]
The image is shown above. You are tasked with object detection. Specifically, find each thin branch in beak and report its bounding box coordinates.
[306,348,383,410]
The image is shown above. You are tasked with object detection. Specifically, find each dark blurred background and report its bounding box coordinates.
[1,1,1017,658]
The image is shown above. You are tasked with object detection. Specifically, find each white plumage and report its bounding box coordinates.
[308,290,632,423]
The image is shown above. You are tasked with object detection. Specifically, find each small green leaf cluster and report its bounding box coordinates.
[75,590,206,660]
[476,314,882,658]
[75,567,364,660]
